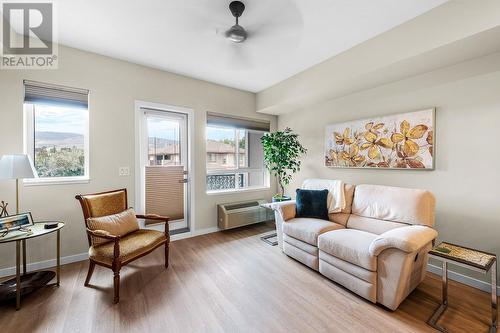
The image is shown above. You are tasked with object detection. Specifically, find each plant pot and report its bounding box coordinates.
[272,195,291,203]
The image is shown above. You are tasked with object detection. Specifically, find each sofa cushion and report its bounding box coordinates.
[283,234,318,255]
[296,189,329,220]
[318,229,378,271]
[347,215,406,235]
[283,218,344,246]
[328,183,355,226]
[351,184,435,227]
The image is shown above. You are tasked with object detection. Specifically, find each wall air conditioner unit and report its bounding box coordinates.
[217,199,274,230]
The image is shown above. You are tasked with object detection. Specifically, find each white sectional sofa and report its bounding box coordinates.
[267,180,437,310]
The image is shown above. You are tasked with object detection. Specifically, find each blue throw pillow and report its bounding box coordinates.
[295,189,329,220]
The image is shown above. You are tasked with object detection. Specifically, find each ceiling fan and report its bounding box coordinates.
[225,1,248,43]
[177,0,303,69]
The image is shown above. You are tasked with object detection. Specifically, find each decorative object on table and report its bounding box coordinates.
[44,222,59,229]
[261,127,307,202]
[0,201,9,217]
[0,154,38,214]
[0,221,64,310]
[428,242,497,333]
[0,212,34,237]
[76,188,170,304]
[325,108,435,169]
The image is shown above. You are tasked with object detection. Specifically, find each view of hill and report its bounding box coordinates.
[35,131,84,149]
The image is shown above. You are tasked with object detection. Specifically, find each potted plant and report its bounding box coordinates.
[261,127,307,202]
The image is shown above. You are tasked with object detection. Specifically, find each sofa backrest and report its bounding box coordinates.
[300,179,355,227]
[328,184,355,226]
[350,184,435,228]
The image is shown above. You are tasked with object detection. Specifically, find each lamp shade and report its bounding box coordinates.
[0,154,38,179]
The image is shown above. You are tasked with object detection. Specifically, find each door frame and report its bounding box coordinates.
[134,100,195,233]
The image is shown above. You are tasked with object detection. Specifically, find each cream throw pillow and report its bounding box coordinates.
[87,208,139,245]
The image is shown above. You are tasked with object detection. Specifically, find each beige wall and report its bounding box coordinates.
[276,52,500,285]
[0,45,276,270]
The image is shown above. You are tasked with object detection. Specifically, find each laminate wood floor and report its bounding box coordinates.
[0,222,497,333]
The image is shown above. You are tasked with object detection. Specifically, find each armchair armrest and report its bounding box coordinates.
[136,214,170,239]
[261,200,296,222]
[86,228,120,241]
[369,225,438,256]
[86,228,121,262]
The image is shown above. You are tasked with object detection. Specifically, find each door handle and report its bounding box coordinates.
[178,179,189,183]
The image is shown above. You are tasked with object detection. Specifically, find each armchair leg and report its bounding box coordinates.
[165,242,169,269]
[84,260,96,286]
[164,221,170,269]
[113,270,120,304]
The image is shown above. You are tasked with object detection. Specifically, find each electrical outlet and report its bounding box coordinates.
[119,167,130,176]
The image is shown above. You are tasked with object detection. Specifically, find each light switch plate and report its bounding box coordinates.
[119,167,130,176]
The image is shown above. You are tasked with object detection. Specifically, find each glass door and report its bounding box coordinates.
[140,108,189,232]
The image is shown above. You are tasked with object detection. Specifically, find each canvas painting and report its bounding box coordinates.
[325,109,435,169]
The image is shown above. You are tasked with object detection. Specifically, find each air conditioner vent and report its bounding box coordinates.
[225,201,260,211]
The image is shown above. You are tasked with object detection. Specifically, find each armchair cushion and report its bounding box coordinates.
[87,208,140,245]
[369,225,438,256]
[89,229,166,265]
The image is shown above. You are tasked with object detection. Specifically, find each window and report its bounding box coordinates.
[206,112,270,193]
[23,80,89,183]
[147,114,181,166]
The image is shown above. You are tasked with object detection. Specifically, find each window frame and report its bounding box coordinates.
[206,125,270,194]
[23,103,90,185]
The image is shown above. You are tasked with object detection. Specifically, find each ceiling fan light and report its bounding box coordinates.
[226,24,247,43]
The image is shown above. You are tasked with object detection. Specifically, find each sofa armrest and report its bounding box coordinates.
[261,200,296,221]
[369,225,438,256]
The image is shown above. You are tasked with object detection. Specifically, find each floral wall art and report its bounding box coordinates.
[325,109,435,169]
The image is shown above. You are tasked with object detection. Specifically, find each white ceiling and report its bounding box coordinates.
[13,0,448,92]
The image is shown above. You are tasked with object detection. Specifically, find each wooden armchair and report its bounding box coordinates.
[75,189,170,303]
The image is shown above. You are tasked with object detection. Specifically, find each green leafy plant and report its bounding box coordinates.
[261,127,307,198]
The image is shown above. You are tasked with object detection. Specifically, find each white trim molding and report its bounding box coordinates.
[0,252,88,278]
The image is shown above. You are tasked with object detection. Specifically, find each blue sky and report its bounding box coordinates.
[147,117,179,140]
[207,126,236,141]
[35,104,87,134]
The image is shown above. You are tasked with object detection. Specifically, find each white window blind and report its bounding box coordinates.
[207,112,270,132]
[24,79,89,109]
[145,165,185,221]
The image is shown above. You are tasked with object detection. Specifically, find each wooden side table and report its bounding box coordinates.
[0,221,64,310]
[428,242,497,333]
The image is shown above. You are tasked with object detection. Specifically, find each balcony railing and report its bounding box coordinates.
[206,174,244,191]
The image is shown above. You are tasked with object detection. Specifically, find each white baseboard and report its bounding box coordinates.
[170,226,220,241]
[0,252,88,278]
[0,226,221,278]
[427,263,500,296]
